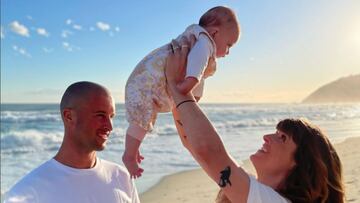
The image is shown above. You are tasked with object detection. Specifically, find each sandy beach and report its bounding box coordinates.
[140,137,360,203]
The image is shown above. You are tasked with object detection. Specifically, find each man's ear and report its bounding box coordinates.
[62,108,74,124]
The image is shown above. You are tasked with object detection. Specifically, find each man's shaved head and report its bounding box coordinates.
[60,81,111,114]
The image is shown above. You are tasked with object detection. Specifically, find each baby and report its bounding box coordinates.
[123,6,240,178]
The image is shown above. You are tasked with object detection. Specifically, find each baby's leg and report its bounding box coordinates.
[124,76,160,178]
[122,124,146,178]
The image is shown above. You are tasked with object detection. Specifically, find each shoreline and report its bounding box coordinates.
[140,136,360,203]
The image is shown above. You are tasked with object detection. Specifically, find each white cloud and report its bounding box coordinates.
[13,45,31,58]
[73,24,82,30]
[43,47,53,53]
[9,21,30,37]
[96,22,110,31]
[1,26,4,39]
[115,27,120,32]
[62,42,71,51]
[19,48,29,56]
[62,41,80,52]
[89,27,95,31]
[66,19,72,25]
[61,30,73,38]
[37,28,49,37]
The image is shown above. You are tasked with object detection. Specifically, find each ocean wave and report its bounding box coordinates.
[1,129,63,154]
[201,104,360,121]
[212,118,279,130]
[1,111,61,123]
[154,124,177,136]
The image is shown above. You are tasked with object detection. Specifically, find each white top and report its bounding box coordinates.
[4,158,140,203]
[247,176,291,203]
[178,24,216,81]
[175,24,216,98]
[186,32,215,80]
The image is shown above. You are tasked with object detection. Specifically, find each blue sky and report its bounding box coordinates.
[1,0,359,103]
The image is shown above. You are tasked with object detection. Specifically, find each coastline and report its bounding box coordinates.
[140,136,360,203]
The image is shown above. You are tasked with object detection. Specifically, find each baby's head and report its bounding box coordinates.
[199,6,240,58]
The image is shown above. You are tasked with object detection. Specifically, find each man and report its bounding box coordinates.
[4,81,140,203]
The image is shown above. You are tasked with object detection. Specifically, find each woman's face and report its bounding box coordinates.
[250,130,297,180]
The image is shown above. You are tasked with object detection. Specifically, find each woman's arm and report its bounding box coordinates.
[172,108,190,150]
[176,77,199,95]
[166,42,250,203]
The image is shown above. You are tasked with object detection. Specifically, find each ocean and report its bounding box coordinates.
[1,103,360,200]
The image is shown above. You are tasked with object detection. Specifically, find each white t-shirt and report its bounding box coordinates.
[185,32,215,80]
[4,158,140,203]
[175,24,217,98]
[247,176,291,203]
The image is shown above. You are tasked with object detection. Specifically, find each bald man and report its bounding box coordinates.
[4,81,140,203]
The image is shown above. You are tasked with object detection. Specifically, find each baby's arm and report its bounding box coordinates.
[181,34,212,95]
[176,77,199,95]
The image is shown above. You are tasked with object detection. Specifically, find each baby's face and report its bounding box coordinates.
[214,24,240,58]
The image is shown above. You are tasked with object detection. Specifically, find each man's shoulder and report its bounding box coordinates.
[4,160,54,202]
[11,160,53,185]
[98,159,129,176]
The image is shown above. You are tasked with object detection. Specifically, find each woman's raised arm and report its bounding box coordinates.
[166,41,250,203]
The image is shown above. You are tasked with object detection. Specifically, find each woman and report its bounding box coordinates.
[166,40,345,203]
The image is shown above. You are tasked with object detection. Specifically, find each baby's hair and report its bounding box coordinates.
[199,6,238,27]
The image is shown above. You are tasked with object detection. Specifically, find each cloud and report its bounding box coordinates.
[96,22,110,31]
[36,28,49,37]
[13,45,31,58]
[72,24,82,30]
[62,41,80,52]
[66,19,72,25]
[43,47,53,53]
[26,15,33,20]
[62,42,72,51]
[89,27,95,31]
[61,30,73,38]
[115,27,120,32]
[1,26,4,39]
[9,21,30,37]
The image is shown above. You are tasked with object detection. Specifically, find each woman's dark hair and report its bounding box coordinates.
[216,118,345,203]
[276,118,345,202]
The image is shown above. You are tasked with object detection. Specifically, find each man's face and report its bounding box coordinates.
[72,91,115,152]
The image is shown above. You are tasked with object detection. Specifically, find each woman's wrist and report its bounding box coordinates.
[176,99,196,109]
[168,82,195,105]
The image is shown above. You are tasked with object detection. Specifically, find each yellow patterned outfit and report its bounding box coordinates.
[125,24,217,140]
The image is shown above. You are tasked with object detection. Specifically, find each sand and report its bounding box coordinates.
[140,137,360,203]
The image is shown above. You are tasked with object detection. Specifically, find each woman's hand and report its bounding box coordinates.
[165,35,196,85]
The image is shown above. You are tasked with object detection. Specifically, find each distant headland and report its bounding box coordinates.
[302,74,360,103]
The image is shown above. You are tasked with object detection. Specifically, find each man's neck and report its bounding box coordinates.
[54,142,97,169]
